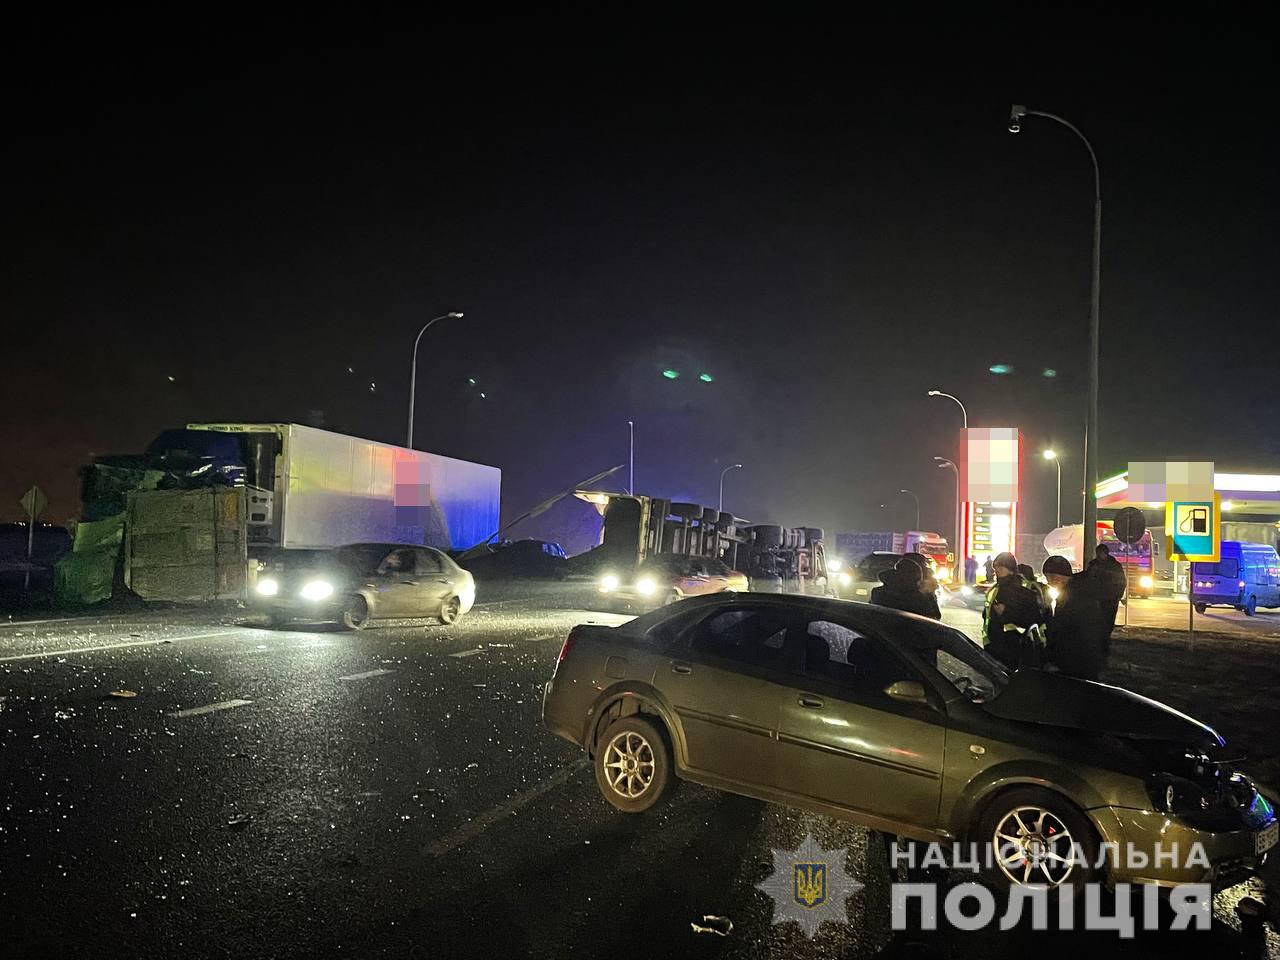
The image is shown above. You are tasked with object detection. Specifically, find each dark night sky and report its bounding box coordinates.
[3,22,1278,544]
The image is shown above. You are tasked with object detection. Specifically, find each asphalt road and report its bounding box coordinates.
[2,585,1276,959]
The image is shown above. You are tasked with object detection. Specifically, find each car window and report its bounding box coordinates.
[690,607,792,669]
[686,558,708,577]
[708,559,731,576]
[802,620,911,691]
[380,548,416,574]
[1194,558,1239,578]
[891,617,1008,702]
[414,549,444,574]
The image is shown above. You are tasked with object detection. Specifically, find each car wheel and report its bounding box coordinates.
[1194,603,1207,614]
[1244,595,1257,616]
[976,787,1098,890]
[266,609,289,629]
[438,595,462,625]
[593,716,672,814]
[341,595,370,631]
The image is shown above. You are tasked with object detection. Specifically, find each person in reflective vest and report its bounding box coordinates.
[982,552,1047,669]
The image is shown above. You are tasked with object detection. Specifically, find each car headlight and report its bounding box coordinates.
[1139,575,1154,590]
[1047,585,1060,602]
[256,576,279,597]
[1147,774,1212,817]
[600,573,619,592]
[300,579,334,601]
[935,566,951,582]
[636,577,656,595]
[838,571,852,586]
[828,558,843,573]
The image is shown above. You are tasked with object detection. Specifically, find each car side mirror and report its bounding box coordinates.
[884,680,928,705]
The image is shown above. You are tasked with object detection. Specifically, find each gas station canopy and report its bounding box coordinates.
[1097,471,1280,518]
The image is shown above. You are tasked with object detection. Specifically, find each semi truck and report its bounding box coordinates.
[833,530,952,579]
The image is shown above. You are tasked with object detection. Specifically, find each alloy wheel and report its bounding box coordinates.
[992,805,1076,885]
[602,730,656,799]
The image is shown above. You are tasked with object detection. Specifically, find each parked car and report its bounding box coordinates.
[543,592,1277,889]
[460,539,568,580]
[597,554,748,610]
[1192,541,1280,615]
[254,543,475,628]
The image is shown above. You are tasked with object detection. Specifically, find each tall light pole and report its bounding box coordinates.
[1043,449,1062,528]
[627,420,635,494]
[934,458,960,575]
[1009,104,1101,558]
[926,390,968,428]
[407,311,464,448]
[719,463,743,514]
[899,489,920,530]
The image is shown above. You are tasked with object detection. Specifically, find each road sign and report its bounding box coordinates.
[1113,507,1146,545]
[1166,495,1220,562]
[20,485,47,520]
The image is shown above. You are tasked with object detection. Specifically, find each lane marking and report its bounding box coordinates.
[448,648,485,658]
[168,699,253,718]
[0,630,242,663]
[338,668,397,681]
[423,760,589,859]
[0,615,110,630]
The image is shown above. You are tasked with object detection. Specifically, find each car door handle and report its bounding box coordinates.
[798,695,824,709]
[671,662,693,675]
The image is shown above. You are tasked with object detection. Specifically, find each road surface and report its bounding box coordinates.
[1,586,1274,958]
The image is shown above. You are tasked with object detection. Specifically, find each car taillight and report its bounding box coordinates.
[553,630,577,675]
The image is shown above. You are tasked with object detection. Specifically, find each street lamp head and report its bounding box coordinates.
[448,312,464,318]
[1008,104,1027,133]
[927,389,940,396]
[733,463,743,469]
[1043,449,1058,461]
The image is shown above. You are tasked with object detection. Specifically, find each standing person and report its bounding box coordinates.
[1042,555,1110,680]
[871,557,936,618]
[983,555,996,584]
[1088,543,1127,649]
[982,552,1045,669]
[1019,563,1051,609]
[965,556,978,585]
[901,552,942,620]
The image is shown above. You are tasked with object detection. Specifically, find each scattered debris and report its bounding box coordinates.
[690,915,733,937]
[226,814,252,830]
[109,690,138,699]
[53,708,75,722]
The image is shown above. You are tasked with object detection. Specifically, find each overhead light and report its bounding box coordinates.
[1222,501,1234,511]
[698,372,714,382]
[662,369,679,379]
[1042,368,1057,378]
[988,363,1013,375]
[1043,450,1057,461]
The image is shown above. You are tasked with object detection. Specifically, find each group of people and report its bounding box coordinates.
[869,544,1128,681]
[981,545,1126,680]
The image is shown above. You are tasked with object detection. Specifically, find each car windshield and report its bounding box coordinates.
[890,616,1009,702]
[1194,558,1239,578]
[856,554,900,579]
[334,544,392,574]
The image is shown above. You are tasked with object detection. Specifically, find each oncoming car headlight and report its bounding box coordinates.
[636,577,657,595]
[828,558,843,573]
[300,579,334,601]
[838,571,852,586]
[599,573,619,593]
[256,577,279,597]
[1139,575,1154,590]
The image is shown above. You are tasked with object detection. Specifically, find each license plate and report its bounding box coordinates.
[1256,821,1278,855]
[855,588,868,596]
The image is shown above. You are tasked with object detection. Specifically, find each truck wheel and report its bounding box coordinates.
[342,595,370,630]
[593,716,673,813]
[438,595,462,625]
[1194,603,1207,614]
[1244,596,1257,616]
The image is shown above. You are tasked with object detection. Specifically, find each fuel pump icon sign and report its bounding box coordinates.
[1179,507,1208,534]
[1169,499,1219,562]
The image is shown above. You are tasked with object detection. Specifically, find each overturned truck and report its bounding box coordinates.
[571,491,831,595]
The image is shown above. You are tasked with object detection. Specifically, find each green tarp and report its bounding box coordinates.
[53,513,124,606]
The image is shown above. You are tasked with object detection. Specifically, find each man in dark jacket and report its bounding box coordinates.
[901,553,942,619]
[870,558,939,618]
[1042,555,1110,681]
[983,552,1046,669]
[1087,543,1127,649]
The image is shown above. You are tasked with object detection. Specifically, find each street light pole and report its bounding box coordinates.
[1009,104,1101,559]
[1043,449,1062,528]
[934,458,960,575]
[899,489,920,530]
[926,390,968,428]
[719,463,743,514]
[628,421,636,494]
[407,311,464,449]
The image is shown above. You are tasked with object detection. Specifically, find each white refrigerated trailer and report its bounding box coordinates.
[185,422,501,554]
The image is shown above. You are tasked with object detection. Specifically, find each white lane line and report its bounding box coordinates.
[168,699,253,718]
[338,668,397,681]
[0,615,108,630]
[423,760,589,859]
[472,597,539,608]
[0,630,242,663]
[448,648,485,658]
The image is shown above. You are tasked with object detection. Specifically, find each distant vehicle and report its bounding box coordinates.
[460,539,568,580]
[597,554,748,609]
[542,592,1278,890]
[1192,541,1280,615]
[1044,521,1158,598]
[836,531,952,581]
[253,543,475,628]
[835,551,903,601]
